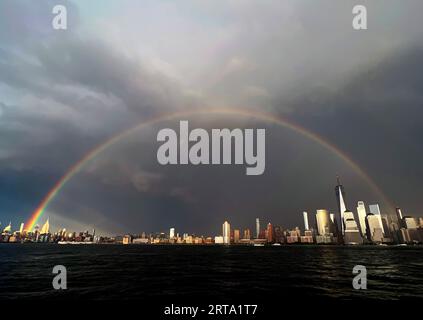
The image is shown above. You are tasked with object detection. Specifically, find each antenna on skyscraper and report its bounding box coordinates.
[336,174,341,186]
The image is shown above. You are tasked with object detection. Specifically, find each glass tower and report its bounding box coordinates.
[335,176,348,235]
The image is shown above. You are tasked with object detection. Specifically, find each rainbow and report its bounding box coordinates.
[25,107,393,230]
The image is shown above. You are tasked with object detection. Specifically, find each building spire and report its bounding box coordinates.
[336,174,341,186]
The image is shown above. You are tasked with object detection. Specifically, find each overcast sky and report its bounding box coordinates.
[1,0,422,235]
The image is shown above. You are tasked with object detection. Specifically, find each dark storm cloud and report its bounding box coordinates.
[0,1,199,172]
[0,35,193,116]
[0,1,199,231]
[29,36,195,116]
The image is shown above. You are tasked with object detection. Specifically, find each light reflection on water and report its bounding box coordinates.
[0,244,422,300]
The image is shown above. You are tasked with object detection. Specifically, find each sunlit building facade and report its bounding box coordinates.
[316,209,335,236]
[303,211,309,231]
[223,221,231,245]
[343,211,362,244]
[369,204,385,235]
[365,214,384,243]
[267,223,274,243]
[335,176,348,235]
[234,229,240,243]
[243,228,251,240]
[356,201,367,236]
[255,218,260,239]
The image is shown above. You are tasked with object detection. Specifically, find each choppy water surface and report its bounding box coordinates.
[0,244,422,300]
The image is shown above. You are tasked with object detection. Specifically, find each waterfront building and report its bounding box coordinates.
[266,223,274,243]
[303,211,309,231]
[2,222,11,234]
[169,228,175,239]
[205,237,213,244]
[396,207,404,228]
[122,235,133,244]
[234,229,240,243]
[214,236,224,244]
[365,214,384,243]
[300,230,314,243]
[404,216,418,229]
[223,221,231,244]
[343,211,363,244]
[382,216,392,241]
[133,238,149,244]
[315,235,334,244]
[40,219,50,235]
[400,227,421,244]
[255,218,260,239]
[335,176,348,235]
[274,225,284,243]
[369,204,385,235]
[185,236,193,244]
[243,228,251,240]
[356,201,367,236]
[408,229,420,243]
[418,229,423,243]
[389,221,401,244]
[194,237,203,244]
[400,228,411,243]
[316,209,336,236]
[286,229,300,243]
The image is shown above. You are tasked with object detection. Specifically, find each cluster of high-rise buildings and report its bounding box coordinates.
[214,177,423,246]
[0,218,98,244]
[1,177,423,245]
[330,176,423,245]
[119,177,423,246]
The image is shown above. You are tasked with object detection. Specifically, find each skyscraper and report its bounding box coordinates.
[335,176,348,235]
[243,228,251,240]
[234,229,240,243]
[223,221,231,245]
[369,204,385,235]
[255,218,260,239]
[395,207,404,228]
[274,225,284,243]
[2,222,11,234]
[343,211,362,244]
[303,211,309,231]
[40,219,49,235]
[267,223,274,243]
[357,201,367,236]
[316,209,335,236]
[404,217,417,229]
[365,214,384,243]
[381,216,392,240]
[19,223,24,234]
[169,228,175,239]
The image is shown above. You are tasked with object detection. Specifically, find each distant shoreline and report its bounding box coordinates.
[1,242,422,248]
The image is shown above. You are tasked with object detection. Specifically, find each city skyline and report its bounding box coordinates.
[3,176,421,240]
[2,176,422,245]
